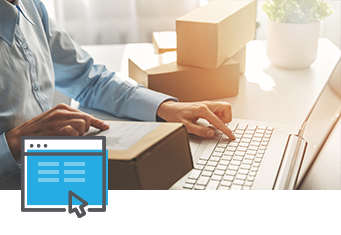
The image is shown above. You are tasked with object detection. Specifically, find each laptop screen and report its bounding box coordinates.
[297,59,341,186]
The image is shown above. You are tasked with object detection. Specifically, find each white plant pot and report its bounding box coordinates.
[266,19,320,69]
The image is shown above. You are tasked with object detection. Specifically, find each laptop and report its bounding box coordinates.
[170,58,341,190]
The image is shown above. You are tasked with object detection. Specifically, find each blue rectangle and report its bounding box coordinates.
[64,162,85,166]
[64,170,85,174]
[38,162,59,166]
[38,178,59,182]
[38,170,59,174]
[27,155,104,206]
[64,178,85,182]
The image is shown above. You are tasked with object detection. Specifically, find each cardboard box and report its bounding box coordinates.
[152,31,177,54]
[176,0,256,69]
[152,31,246,74]
[106,121,193,190]
[129,51,239,102]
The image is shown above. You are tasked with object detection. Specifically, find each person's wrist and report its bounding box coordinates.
[5,128,21,162]
[156,100,176,121]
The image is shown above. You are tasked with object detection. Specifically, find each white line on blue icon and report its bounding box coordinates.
[64,170,85,174]
[38,178,59,182]
[64,162,85,166]
[64,178,85,182]
[38,170,59,174]
[38,162,59,166]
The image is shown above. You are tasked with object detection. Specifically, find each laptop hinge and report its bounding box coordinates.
[273,134,308,190]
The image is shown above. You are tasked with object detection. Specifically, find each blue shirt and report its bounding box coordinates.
[0,0,176,188]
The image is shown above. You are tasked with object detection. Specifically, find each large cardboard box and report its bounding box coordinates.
[152,31,246,74]
[129,51,239,102]
[105,121,193,190]
[176,0,256,69]
[152,31,177,54]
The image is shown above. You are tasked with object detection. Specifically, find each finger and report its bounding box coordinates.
[55,125,80,136]
[196,106,235,140]
[205,101,232,123]
[185,122,216,138]
[90,117,110,130]
[59,119,87,136]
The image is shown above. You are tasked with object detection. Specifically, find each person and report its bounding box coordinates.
[0,0,235,189]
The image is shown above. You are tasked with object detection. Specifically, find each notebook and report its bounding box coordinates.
[170,58,341,190]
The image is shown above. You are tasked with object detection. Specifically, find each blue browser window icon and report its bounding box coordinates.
[21,136,107,214]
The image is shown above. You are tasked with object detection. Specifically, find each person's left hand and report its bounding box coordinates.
[157,100,236,140]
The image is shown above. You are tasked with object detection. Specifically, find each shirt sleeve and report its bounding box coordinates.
[37,3,177,121]
[0,133,20,187]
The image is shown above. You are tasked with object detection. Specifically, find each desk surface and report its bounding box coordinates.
[73,39,340,189]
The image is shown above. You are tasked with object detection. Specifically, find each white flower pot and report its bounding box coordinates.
[266,19,320,69]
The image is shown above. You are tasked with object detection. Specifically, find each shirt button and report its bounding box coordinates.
[33,83,39,91]
[22,42,28,49]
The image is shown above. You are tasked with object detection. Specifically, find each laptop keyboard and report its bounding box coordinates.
[183,123,274,190]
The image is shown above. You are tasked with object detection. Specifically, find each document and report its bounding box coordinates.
[85,122,160,150]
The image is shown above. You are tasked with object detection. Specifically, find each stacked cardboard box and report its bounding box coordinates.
[129,0,256,101]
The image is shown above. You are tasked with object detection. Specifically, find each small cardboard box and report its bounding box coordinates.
[152,31,177,54]
[129,51,239,102]
[106,121,193,190]
[152,31,246,74]
[176,0,256,69]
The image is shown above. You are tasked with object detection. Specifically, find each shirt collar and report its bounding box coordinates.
[0,0,35,46]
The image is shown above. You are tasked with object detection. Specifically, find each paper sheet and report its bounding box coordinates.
[85,122,160,150]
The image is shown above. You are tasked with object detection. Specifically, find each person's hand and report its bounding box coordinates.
[157,101,236,140]
[5,103,110,161]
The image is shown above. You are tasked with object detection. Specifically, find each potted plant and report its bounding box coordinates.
[262,0,332,69]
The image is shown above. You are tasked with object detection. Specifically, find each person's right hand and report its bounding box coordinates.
[5,103,110,161]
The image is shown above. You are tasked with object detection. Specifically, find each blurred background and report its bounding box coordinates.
[41,0,340,48]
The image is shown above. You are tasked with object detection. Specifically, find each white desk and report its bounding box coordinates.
[73,39,340,189]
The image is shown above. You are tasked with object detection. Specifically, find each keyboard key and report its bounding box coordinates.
[240,164,251,170]
[250,142,260,147]
[211,175,222,181]
[197,160,207,165]
[238,169,249,175]
[241,138,251,143]
[204,166,215,172]
[249,171,257,176]
[235,134,243,139]
[214,170,225,176]
[268,126,274,131]
[243,186,251,190]
[194,185,205,190]
[210,157,220,162]
[247,125,257,131]
[218,186,230,190]
[212,152,223,157]
[246,150,257,155]
[237,123,247,130]
[202,171,213,177]
[242,159,253,165]
[250,167,258,172]
[260,146,267,150]
[235,151,246,156]
[231,160,241,166]
[217,143,227,148]
[245,130,255,135]
[235,130,244,135]
[224,151,234,156]
[253,163,260,167]
[227,122,238,131]
[256,153,264,158]
[236,174,246,180]
[226,170,237,176]
[252,137,262,142]
[265,134,271,138]
[226,147,237,152]
[188,169,201,179]
[199,154,210,160]
[245,155,255,160]
[197,176,210,186]
[223,175,234,181]
[186,179,196,184]
[205,180,219,190]
[217,165,227,171]
[215,147,225,152]
[254,133,263,138]
[222,156,232,161]
[254,158,262,163]
[263,138,270,142]
[233,156,243,161]
[256,129,265,134]
[257,150,265,155]
[243,134,253,139]
[247,176,255,181]
[233,179,245,185]
[234,138,241,143]
[245,181,253,187]
[237,147,247,152]
[258,125,267,130]
[229,142,239,147]
[239,143,249,148]
[249,146,258,151]
[183,184,194,189]
[207,161,218,167]
[228,165,239,171]
[230,185,242,190]
[219,160,230,165]
[195,164,204,170]
[261,142,269,146]
[220,181,232,187]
